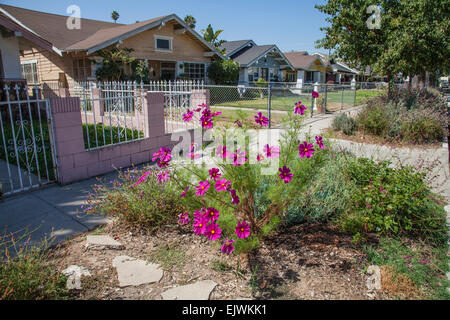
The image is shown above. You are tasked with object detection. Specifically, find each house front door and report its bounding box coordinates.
[160,62,176,81]
[260,68,268,81]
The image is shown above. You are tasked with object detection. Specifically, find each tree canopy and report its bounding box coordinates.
[111,11,120,23]
[201,24,227,49]
[184,15,197,29]
[315,0,450,82]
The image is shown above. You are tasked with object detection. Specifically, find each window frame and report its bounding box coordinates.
[183,62,206,80]
[21,60,39,85]
[154,35,173,52]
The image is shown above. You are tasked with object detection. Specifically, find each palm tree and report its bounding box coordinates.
[201,24,226,49]
[111,11,120,23]
[184,15,197,29]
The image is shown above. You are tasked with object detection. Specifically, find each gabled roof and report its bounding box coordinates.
[0,4,120,51]
[284,51,327,70]
[219,40,255,57]
[0,5,225,59]
[231,44,293,70]
[313,53,359,74]
[0,13,53,52]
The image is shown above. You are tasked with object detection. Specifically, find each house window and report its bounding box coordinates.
[269,68,279,81]
[248,67,259,82]
[72,58,92,81]
[21,60,39,84]
[305,71,314,83]
[155,36,173,51]
[184,63,205,80]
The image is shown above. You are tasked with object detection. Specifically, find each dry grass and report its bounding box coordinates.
[380,265,422,300]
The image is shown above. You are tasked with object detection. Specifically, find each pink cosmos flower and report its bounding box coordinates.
[221,238,235,255]
[180,187,189,198]
[183,110,194,122]
[157,159,170,169]
[315,136,325,149]
[194,208,207,219]
[234,120,243,127]
[134,171,151,186]
[419,260,430,264]
[200,116,214,130]
[155,147,172,162]
[205,207,220,222]
[279,166,293,184]
[193,216,208,235]
[215,179,231,192]
[298,141,315,159]
[195,107,202,112]
[255,112,269,127]
[178,212,190,225]
[195,180,210,197]
[213,111,222,117]
[312,91,319,98]
[216,145,229,159]
[235,222,251,239]
[209,168,222,181]
[294,101,307,115]
[257,154,264,162]
[263,144,280,159]
[157,171,170,183]
[229,189,240,205]
[190,142,198,152]
[205,223,222,241]
[230,148,248,166]
[187,152,201,160]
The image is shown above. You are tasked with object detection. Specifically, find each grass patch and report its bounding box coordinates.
[364,237,449,300]
[212,259,233,272]
[149,244,187,272]
[82,123,144,150]
[0,239,69,300]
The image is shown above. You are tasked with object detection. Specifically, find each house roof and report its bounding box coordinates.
[313,53,359,74]
[65,16,170,52]
[0,4,120,51]
[232,44,293,70]
[284,51,325,70]
[0,5,225,59]
[219,40,254,56]
[0,13,53,52]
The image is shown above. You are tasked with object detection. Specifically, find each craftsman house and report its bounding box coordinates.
[219,40,294,85]
[0,4,224,90]
[283,51,333,86]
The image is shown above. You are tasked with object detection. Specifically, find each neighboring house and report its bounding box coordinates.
[0,12,52,86]
[0,4,224,90]
[313,53,358,84]
[283,51,332,86]
[219,40,294,85]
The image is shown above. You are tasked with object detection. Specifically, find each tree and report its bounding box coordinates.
[207,60,239,84]
[201,24,226,49]
[184,15,197,29]
[315,0,450,94]
[111,11,120,23]
[95,47,135,81]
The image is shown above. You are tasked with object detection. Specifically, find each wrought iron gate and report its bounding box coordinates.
[0,84,58,197]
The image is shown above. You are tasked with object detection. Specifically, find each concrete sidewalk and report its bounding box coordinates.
[0,172,117,248]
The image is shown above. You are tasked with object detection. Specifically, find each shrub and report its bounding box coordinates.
[341,158,447,242]
[285,151,354,225]
[85,167,185,230]
[332,113,357,135]
[0,240,69,300]
[356,104,391,136]
[207,60,240,84]
[400,109,445,144]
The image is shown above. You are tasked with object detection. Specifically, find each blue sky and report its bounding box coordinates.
[2,0,330,54]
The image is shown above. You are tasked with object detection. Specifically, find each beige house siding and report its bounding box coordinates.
[123,21,212,63]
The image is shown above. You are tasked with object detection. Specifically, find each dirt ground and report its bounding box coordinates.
[47,220,394,300]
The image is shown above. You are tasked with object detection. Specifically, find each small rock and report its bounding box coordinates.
[161,280,217,300]
[62,265,91,290]
[366,265,382,291]
[86,235,124,250]
[113,255,163,287]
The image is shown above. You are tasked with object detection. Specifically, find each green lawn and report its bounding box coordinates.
[209,88,384,112]
[82,123,144,150]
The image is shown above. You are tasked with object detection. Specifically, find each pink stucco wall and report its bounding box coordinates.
[50,92,179,184]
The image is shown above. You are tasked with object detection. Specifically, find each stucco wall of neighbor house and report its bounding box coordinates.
[50,92,196,185]
[0,33,22,79]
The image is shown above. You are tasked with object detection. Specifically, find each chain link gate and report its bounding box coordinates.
[0,84,58,197]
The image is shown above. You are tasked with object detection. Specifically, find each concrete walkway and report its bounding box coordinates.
[0,172,115,248]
